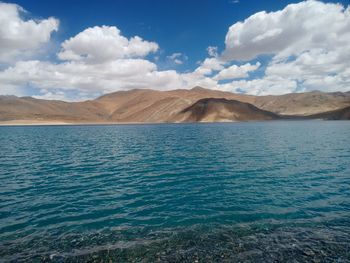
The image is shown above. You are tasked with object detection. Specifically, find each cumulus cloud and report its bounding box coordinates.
[214,62,260,80]
[194,57,225,76]
[0,0,349,99]
[57,26,159,63]
[0,59,184,98]
[0,21,172,99]
[223,0,350,61]
[0,2,59,63]
[176,58,227,90]
[218,77,298,96]
[219,0,350,95]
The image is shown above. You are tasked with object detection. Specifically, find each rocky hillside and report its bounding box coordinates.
[1,87,349,123]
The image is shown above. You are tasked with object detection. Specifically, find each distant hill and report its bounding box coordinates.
[0,87,349,124]
[0,96,108,122]
[252,91,350,116]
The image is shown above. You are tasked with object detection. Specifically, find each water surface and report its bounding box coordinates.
[0,121,350,262]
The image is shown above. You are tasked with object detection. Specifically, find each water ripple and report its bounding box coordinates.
[0,121,350,262]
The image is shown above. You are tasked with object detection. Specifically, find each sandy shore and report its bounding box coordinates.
[0,120,169,126]
[0,119,314,126]
[0,120,241,126]
[0,120,75,126]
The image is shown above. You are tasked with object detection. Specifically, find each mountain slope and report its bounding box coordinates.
[94,87,255,122]
[306,106,350,120]
[94,87,350,121]
[1,87,350,123]
[0,96,108,122]
[253,91,350,115]
[172,98,280,122]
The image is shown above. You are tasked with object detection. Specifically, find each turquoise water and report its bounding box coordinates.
[0,121,350,262]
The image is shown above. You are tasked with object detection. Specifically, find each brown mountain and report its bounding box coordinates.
[172,98,280,122]
[93,87,255,122]
[0,95,109,123]
[252,91,350,116]
[306,106,350,120]
[0,87,349,124]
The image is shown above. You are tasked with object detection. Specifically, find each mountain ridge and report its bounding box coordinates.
[1,87,350,123]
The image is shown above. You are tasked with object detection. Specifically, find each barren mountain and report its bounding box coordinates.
[306,106,350,120]
[253,91,350,116]
[172,98,280,122]
[94,87,255,122]
[0,87,349,124]
[0,96,108,123]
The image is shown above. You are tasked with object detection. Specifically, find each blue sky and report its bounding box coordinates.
[0,0,349,100]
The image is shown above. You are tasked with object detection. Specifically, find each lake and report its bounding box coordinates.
[0,121,350,262]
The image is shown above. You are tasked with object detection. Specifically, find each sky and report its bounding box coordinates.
[0,0,349,100]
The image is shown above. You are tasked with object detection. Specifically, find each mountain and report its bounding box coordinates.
[306,106,350,120]
[0,96,109,123]
[93,87,256,123]
[252,91,350,116]
[172,98,280,122]
[0,87,349,124]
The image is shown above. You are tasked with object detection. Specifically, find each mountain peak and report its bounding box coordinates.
[174,97,279,122]
[191,86,206,91]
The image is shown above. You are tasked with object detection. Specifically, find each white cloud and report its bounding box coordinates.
[258,26,350,93]
[166,52,188,65]
[0,19,181,98]
[0,22,170,99]
[171,57,225,90]
[214,62,260,80]
[223,0,350,61]
[176,57,227,90]
[218,0,350,95]
[33,90,71,101]
[0,59,183,96]
[58,26,159,63]
[194,57,225,76]
[0,0,350,99]
[0,2,59,63]
[218,76,298,95]
[207,46,218,57]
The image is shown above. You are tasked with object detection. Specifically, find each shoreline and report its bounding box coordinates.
[0,120,240,126]
[0,119,333,127]
[0,120,160,126]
